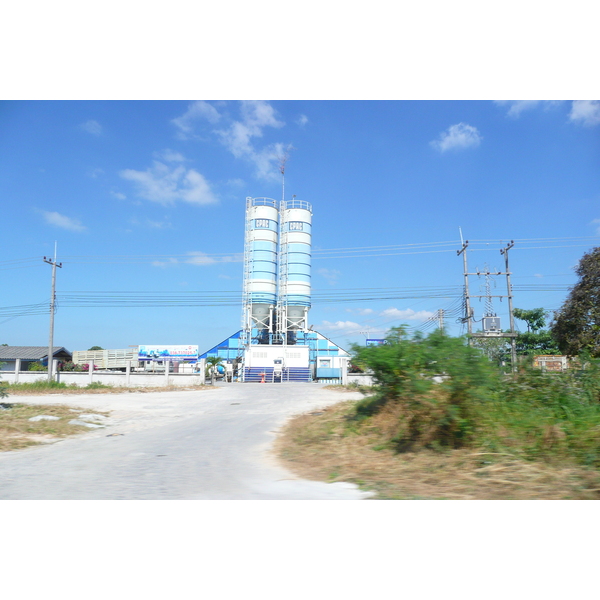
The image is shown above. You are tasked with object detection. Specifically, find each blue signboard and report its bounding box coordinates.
[138,345,198,362]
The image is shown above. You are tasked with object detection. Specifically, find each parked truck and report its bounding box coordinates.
[72,348,140,371]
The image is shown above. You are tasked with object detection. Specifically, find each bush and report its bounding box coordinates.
[352,328,498,451]
[28,362,46,371]
[351,328,600,468]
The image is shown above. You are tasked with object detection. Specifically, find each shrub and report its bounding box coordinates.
[28,362,46,371]
[352,329,498,451]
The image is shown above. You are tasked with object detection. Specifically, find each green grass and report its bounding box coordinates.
[6,381,75,391]
[84,382,113,390]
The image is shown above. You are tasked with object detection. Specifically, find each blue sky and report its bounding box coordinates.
[1,100,599,353]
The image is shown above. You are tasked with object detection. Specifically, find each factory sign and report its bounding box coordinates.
[138,345,199,362]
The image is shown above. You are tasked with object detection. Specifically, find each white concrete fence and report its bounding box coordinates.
[2,358,206,388]
[2,359,374,387]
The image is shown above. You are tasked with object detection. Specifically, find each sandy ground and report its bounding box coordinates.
[0,383,372,500]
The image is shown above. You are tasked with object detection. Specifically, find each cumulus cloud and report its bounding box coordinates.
[495,100,540,117]
[296,114,309,127]
[318,320,365,334]
[80,120,102,135]
[171,101,221,138]
[170,100,289,181]
[42,211,86,232]
[569,101,600,127]
[430,122,482,152]
[119,159,217,206]
[379,307,435,321]
[215,101,286,180]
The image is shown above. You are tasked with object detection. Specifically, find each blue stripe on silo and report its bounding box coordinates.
[284,294,311,305]
[287,262,311,276]
[287,243,310,253]
[253,240,276,251]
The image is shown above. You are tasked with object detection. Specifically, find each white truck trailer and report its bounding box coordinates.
[72,348,140,371]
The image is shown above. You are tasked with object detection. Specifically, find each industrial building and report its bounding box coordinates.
[201,197,349,383]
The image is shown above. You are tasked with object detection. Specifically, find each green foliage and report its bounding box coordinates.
[351,328,600,468]
[470,333,510,364]
[88,346,104,351]
[205,356,224,376]
[59,361,84,372]
[551,247,600,357]
[352,328,498,451]
[513,307,547,332]
[28,362,46,371]
[512,308,560,356]
[0,362,7,398]
[515,330,560,356]
[8,381,71,391]
[85,382,112,389]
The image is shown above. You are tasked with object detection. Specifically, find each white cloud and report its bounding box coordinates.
[296,114,309,127]
[110,191,127,200]
[151,258,178,268]
[592,218,600,234]
[318,267,341,284]
[80,120,102,135]
[170,100,288,181]
[185,251,242,265]
[215,101,286,180]
[379,307,434,321]
[319,320,365,334]
[184,252,218,266]
[154,149,186,162]
[42,211,86,232]
[346,307,374,315]
[119,160,218,206]
[171,101,221,138]
[430,122,482,152]
[495,100,540,117]
[87,167,104,178]
[569,101,600,127]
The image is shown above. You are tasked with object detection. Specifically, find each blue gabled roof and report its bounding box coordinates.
[199,330,242,359]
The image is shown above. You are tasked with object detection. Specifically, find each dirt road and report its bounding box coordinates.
[0,383,371,500]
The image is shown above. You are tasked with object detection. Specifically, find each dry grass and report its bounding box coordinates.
[274,400,600,500]
[6,384,215,396]
[0,403,110,452]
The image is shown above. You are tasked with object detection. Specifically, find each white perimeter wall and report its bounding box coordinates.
[2,359,206,387]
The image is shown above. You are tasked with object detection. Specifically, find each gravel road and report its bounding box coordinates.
[0,383,372,500]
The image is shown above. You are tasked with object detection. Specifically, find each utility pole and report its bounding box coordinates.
[438,309,444,333]
[500,241,517,372]
[457,241,473,342]
[43,243,62,382]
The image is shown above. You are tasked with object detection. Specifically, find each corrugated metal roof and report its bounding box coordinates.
[0,346,72,360]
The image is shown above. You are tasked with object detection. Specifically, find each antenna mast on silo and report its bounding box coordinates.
[279,149,290,203]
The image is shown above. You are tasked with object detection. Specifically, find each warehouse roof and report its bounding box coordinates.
[0,346,72,361]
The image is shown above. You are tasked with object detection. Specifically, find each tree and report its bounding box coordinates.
[205,356,223,377]
[88,346,104,351]
[513,308,547,332]
[513,308,560,356]
[551,247,600,357]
